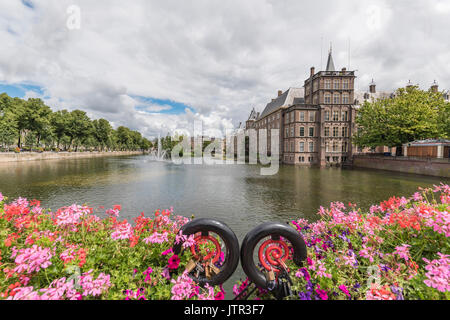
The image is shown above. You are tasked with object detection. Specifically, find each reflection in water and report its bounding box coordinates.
[0,155,447,296]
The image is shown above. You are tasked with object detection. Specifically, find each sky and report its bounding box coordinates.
[0,0,449,139]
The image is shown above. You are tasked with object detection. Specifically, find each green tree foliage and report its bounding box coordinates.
[354,86,449,151]
[92,118,112,151]
[0,92,151,152]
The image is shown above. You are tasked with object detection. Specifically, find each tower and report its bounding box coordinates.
[303,46,356,167]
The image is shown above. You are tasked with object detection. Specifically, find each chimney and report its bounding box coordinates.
[310,67,315,77]
[369,79,376,93]
[342,67,346,72]
[431,80,439,93]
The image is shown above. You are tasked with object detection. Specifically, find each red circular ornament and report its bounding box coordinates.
[258,239,290,273]
[190,235,221,263]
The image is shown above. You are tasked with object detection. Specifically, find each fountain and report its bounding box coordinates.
[149,135,169,161]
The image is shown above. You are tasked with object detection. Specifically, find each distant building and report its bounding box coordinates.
[403,139,450,159]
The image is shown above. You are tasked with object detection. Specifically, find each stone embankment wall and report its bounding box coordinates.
[352,155,450,178]
[0,151,145,163]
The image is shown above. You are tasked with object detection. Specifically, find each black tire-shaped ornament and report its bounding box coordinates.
[240,222,307,290]
[172,218,240,286]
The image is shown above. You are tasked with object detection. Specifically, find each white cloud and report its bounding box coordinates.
[0,0,449,139]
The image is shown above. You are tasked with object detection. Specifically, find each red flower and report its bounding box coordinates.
[113,205,122,211]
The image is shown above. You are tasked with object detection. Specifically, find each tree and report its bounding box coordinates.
[23,98,52,147]
[66,110,92,151]
[0,94,18,148]
[354,86,448,155]
[50,110,70,150]
[92,118,112,151]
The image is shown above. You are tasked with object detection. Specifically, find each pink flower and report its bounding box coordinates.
[79,270,111,297]
[339,285,351,298]
[143,267,153,283]
[105,208,120,218]
[13,245,53,274]
[54,204,91,228]
[161,248,174,256]
[422,253,450,293]
[182,234,196,249]
[0,192,3,202]
[170,272,197,300]
[215,291,225,300]
[7,286,41,300]
[111,221,133,240]
[168,254,180,270]
[143,231,169,244]
[393,244,411,261]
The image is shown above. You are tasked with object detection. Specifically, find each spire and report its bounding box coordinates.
[326,43,335,71]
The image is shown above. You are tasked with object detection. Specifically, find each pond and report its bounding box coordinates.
[0,154,447,296]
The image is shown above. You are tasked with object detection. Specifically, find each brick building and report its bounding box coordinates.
[245,49,449,166]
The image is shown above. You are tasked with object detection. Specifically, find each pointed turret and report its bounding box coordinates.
[326,44,335,72]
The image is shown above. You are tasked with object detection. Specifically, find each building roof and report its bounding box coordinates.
[258,87,304,119]
[247,107,258,121]
[404,139,450,146]
[326,48,335,72]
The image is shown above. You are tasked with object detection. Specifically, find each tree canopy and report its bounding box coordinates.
[0,92,152,152]
[353,86,450,149]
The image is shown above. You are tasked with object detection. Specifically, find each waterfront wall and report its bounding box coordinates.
[352,155,450,178]
[0,151,145,163]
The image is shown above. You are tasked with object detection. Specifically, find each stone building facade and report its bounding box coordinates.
[244,49,448,166]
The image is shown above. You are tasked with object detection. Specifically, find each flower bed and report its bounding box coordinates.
[0,184,449,300]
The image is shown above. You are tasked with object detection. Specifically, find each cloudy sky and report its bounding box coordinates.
[0,0,449,138]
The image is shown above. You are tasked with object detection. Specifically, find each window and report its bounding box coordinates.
[326,143,330,152]
[333,111,339,121]
[342,93,349,104]
[290,142,294,152]
[313,81,318,91]
[299,142,305,152]
[333,94,340,104]
[342,111,348,121]
[342,127,348,137]
[333,156,339,162]
[309,127,314,137]
[290,126,294,137]
[334,80,340,89]
[308,156,314,162]
[342,142,348,152]
[324,110,330,121]
[285,141,289,152]
[324,94,331,104]
[299,127,305,137]
[285,128,289,138]
[309,142,314,152]
[333,142,339,152]
[333,127,339,137]
[299,111,305,121]
[325,79,331,89]
[324,127,330,137]
[343,79,349,89]
[309,111,315,122]
[299,156,305,162]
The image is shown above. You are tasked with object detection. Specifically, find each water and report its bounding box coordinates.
[0,154,447,296]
